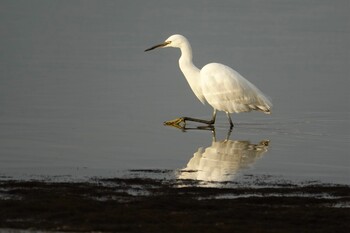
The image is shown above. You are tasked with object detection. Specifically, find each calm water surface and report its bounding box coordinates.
[0,0,349,184]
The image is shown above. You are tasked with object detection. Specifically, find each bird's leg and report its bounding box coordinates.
[181,116,212,125]
[182,109,217,125]
[225,127,233,141]
[211,109,217,124]
[226,112,234,129]
[164,109,217,127]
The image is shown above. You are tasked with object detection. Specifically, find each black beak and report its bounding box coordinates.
[145,41,170,52]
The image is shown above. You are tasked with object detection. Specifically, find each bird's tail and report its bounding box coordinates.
[257,106,271,114]
[264,109,271,114]
[246,104,271,114]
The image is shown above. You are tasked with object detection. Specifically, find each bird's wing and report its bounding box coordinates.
[200,63,272,113]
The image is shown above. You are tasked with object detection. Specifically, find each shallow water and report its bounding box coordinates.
[0,0,349,184]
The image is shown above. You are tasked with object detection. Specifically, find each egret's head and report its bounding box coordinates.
[145,34,187,52]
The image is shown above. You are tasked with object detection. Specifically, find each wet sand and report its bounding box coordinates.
[1,172,349,233]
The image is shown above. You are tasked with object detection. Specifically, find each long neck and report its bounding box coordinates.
[178,42,205,103]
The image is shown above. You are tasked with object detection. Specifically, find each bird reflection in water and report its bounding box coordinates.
[178,128,270,183]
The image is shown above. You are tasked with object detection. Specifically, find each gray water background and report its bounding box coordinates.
[0,0,349,184]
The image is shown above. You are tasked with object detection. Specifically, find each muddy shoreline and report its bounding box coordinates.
[0,173,349,233]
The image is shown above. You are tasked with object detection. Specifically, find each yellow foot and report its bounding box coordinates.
[163,117,185,129]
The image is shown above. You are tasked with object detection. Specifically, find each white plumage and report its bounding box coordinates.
[145,34,272,128]
[201,63,272,113]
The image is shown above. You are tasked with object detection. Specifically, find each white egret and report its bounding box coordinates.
[145,34,272,128]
